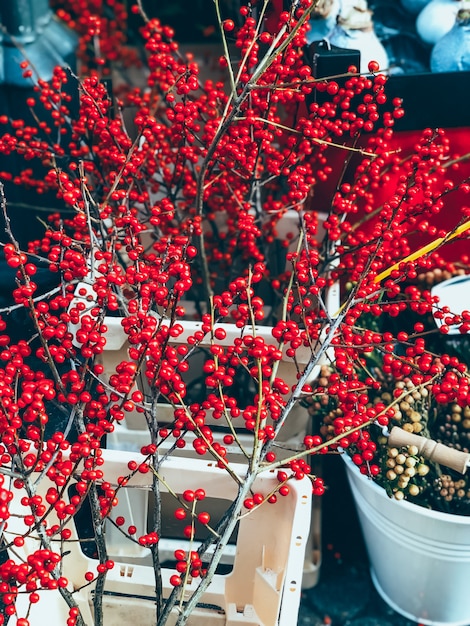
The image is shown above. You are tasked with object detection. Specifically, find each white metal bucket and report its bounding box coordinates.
[343,454,470,626]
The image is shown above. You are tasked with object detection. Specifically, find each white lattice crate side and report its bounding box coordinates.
[103,450,312,626]
[96,316,325,472]
[105,425,313,573]
[102,314,322,365]
[99,314,333,433]
[105,425,310,568]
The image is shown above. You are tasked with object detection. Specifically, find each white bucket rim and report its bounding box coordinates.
[342,452,470,525]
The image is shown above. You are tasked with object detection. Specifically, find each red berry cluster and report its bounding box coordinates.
[0,0,469,622]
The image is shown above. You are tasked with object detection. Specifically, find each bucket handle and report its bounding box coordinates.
[388,427,470,475]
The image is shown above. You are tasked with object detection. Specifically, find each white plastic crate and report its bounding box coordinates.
[101,315,323,445]
[69,207,338,449]
[5,449,311,626]
[96,316,323,587]
[97,276,337,588]
[67,210,339,592]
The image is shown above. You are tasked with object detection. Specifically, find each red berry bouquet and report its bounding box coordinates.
[1,1,470,625]
[311,305,470,515]
[308,150,470,515]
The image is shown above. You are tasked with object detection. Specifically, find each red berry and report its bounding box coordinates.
[182,490,195,502]
[174,508,186,520]
[197,512,210,525]
[194,489,206,501]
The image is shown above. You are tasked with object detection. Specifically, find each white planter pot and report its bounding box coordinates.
[431,274,470,334]
[343,454,470,626]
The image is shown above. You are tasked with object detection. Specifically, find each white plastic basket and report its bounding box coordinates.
[98,316,326,588]
[66,210,339,594]
[101,315,322,447]
[6,449,312,626]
